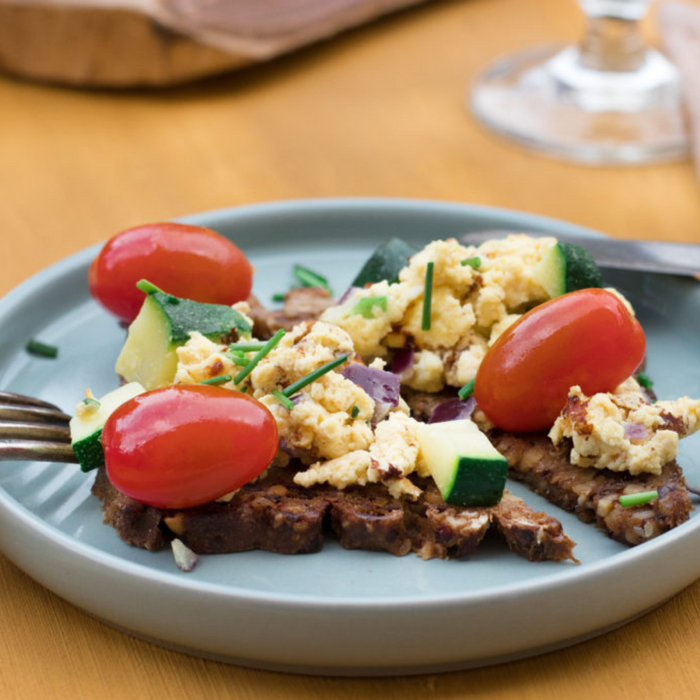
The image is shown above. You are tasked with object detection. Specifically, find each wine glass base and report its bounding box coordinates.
[470,43,690,165]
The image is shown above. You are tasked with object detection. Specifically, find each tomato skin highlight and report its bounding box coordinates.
[88,222,253,323]
[473,288,646,432]
[101,385,278,509]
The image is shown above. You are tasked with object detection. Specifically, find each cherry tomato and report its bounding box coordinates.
[101,385,278,509]
[88,222,253,323]
[473,288,646,432]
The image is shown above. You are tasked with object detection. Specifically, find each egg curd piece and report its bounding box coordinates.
[260,372,375,462]
[320,281,419,358]
[550,385,700,475]
[403,286,476,350]
[249,321,355,396]
[401,350,446,393]
[174,332,238,387]
[294,412,425,498]
[476,234,556,310]
[443,332,489,387]
[248,321,377,463]
[398,238,479,295]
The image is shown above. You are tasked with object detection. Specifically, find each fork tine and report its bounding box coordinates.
[0,390,67,412]
[0,421,72,442]
[0,440,78,463]
[0,391,78,463]
[0,405,71,424]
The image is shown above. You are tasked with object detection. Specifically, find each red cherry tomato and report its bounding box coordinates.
[88,222,253,323]
[474,288,646,432]
[101,385,278,509]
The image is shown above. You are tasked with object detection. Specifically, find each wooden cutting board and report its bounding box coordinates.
[0,0,431,87]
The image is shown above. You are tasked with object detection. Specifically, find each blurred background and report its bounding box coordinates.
[2,0,699,298]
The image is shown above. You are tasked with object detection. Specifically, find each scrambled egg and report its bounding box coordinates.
[175,319,424,497]
[550,385,700,475]
[320,235,556,391]
[171,235,569,495]
[170,235,697,488]
[295,411,428,499]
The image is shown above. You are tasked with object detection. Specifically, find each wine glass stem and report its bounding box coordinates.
[578,14,647,71]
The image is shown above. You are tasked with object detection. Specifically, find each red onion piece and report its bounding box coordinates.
[342,364,400,407]
[624,422,649,440]
[338,286,362,305]
[278,437,302,458]
[429,397,476,424]
[171,538,200,572]
[390,346,414,375]
[342,364,400,424]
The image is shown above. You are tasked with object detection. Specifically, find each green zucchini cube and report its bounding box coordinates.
[351,237,418,287]
[533,241,603,299]
[70,382,145,472]
[115,290,251,390]
[417,419,508,507]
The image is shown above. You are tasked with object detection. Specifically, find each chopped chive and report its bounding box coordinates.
[637,372,654,390]
[200,374,233,386]
[458,378,475,400]
[352,296,388,318]
[228,341,267,352]
[26,339,58,358]
[351,405,360,418]
[225,354,250,367]
[294,265,332,294]
[619,490,659,508]
[421,262,434,331]
[234,329,286,385]
[272,292,286,303]
[282,355,349,398]
[136,279,165,295]
[461,256,481,269]
[272,389,295,410]
[82,397,101,408]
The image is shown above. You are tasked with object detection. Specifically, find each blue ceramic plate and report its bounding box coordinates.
[0,199,699,676]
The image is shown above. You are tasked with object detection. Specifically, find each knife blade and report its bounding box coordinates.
[458,230,700,277]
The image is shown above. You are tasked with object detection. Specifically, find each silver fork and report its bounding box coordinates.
[0,390,77,463]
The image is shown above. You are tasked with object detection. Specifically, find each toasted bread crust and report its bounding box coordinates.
[488,429,691,546]
[92,464,577,562]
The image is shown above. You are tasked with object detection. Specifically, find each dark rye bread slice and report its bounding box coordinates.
[246,288,335,338]
[402,388,693,546]
[91,464,577,562]
[489,430,691,546]
[94,293,576,563]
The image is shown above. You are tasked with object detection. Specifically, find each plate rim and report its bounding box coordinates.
[1,197,698,672]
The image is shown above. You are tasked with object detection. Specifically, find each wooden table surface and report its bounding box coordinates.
[2,0,700,697]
